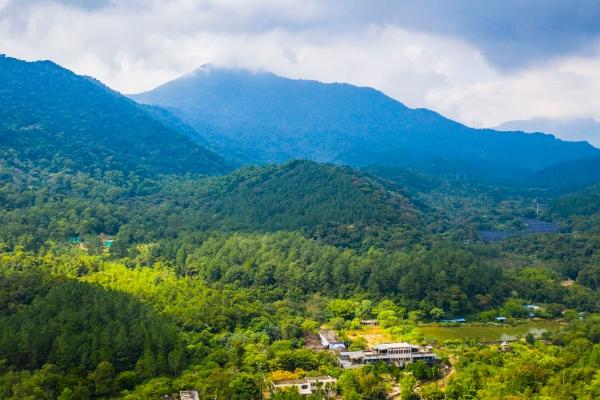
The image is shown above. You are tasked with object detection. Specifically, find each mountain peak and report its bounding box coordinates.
[0,55,228,177]
[131,67,599,171]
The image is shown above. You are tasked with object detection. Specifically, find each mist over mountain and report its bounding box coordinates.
[2,53,600,400]
[496,117,600,148]
[132,66,599,175]
[3,0,600,396]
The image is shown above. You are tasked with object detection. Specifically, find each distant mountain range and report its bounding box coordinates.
[0,55,227,177]
[3,55,600,193]
[494,118,600,190]
[495,117,600,148]
[132,66,599,179]
[531,157,600,192]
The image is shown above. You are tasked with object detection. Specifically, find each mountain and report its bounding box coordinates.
[495,117,600,148]
[193,160,420,231]
[527,157,600,192]
[128,160,423,248]
[131,66,599,174]
[0,156,423,250]
[551,184,600,218]
[0,56,228,177]
[494,118,600,191]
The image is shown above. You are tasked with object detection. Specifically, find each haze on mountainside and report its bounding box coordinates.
[2,1,600,399]
[0,54,426,247]
[4,1,600,143]
[4,52,599,190]
[132,66,600,180]
[496,117,600,148]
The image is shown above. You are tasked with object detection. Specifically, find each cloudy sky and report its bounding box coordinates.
[2,0,600,144]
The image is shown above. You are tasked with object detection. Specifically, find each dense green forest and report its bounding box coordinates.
[0,160,422,251]
[1,241,599,399]
[0,55,226,177]
[2,156,600,399]
[1,54,600,399]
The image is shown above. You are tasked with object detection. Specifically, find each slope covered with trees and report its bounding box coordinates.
[0,159,423,251]
[527,157,600,192]
[0,55,227,177]
[1,55,600,399]
[155,160,423,248]
[1,240,598,399]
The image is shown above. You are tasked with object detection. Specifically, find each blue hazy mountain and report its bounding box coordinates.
[529,157,600,191]
[495,117,600,148]
[0,56,228,177]
[131,66,599,174]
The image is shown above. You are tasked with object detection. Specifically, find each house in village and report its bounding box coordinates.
[499,341,512,352]
[440,318,466,323]
[338,342,436,368]
[179,390,199,400]
[98,233,114,251]
[271,376,337,397]
[524,304,541,317]
[319,329,346,350]
[360,319,379,326]
[68,234,113,252]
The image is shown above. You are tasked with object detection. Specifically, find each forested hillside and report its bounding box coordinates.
[527,157,600,192]
[1,235,599,399]
[158,160,422,247]
[551,184,600,222]
[0,55,227,177]
[0,159,423,251]
[1,55,600,399]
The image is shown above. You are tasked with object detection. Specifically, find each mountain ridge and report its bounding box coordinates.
[0,55,229,178]
[131,66,599,173]
[495,117,600,147]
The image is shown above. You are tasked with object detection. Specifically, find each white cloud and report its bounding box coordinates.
[1,0,600,146]
[426,49,600,127]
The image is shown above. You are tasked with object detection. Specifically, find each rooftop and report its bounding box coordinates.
[179,390,199,400]
[272,376,337,386]
[372,342,420,351]
[319,330,339,341]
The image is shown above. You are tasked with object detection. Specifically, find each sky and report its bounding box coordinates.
[1,0,600,145]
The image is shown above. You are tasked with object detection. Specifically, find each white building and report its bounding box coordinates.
[272,376,337,397]
[179,390,199,400]
[338,342,436,368]
[318,329,346,350]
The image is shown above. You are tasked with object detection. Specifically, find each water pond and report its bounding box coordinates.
[420,321,563,342]
[479,218,559,243]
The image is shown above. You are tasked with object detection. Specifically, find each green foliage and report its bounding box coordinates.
[3,52,600,400]
[89,361,115,396]
[0,55,227,178]
[180,232,516,314]
[0,267,180,377]
[0,160,422,251]
[442,326,600,399]
[183,160,421,244]
[399,374,418,400]
[337,368,389,399]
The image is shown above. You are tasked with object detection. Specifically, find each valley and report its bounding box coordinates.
[0,54,599,399]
